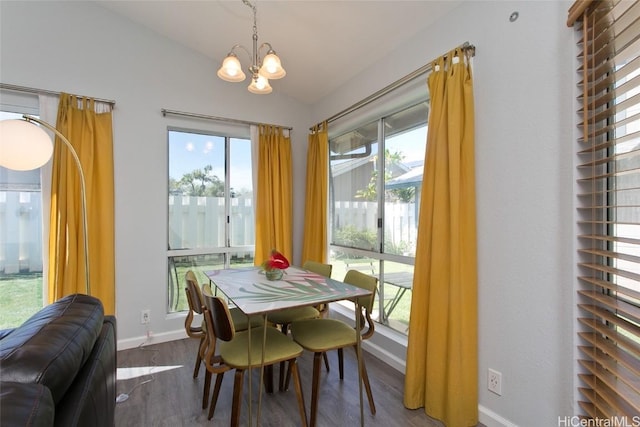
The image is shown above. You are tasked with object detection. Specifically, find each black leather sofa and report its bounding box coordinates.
[0,294,116,426]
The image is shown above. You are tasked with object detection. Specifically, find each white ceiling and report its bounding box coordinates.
[96,1,461,105]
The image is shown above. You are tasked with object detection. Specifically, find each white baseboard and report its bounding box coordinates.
[362,339,406,373]
[118,329,187,351]
[479,405,518,427]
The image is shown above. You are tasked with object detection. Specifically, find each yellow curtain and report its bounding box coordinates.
[254,124,293,264]
[404,48,477,426]
[49,93,115,314]
[301,122,328,264]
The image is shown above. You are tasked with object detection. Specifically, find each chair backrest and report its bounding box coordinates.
[202,292,236,342]
[185,270,205,315]
[202,282,213,297]
[302,260,333,278]
[343,269,378,314]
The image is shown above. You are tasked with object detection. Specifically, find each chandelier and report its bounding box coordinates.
[217,0,286,95]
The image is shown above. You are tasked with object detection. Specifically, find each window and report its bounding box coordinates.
[0,97,45,328]
[167,128,254,313]
[328,100,428,334]
[570,0,640,417]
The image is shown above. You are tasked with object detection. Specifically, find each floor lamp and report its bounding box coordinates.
[0,115,90,296]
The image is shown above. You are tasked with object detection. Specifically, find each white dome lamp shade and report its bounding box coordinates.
[0,119,54,171]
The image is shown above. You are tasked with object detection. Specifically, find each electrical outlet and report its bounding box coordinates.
[488,368,502,396]
[141,309,150,325]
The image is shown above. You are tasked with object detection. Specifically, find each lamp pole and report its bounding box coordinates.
[23,115,91,296]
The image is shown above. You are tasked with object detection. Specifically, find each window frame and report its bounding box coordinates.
[327,97,427,332]
[166,125,255,313]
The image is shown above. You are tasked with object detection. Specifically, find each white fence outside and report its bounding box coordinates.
[0,192,43,274]
[168,195,255,250]
[334,200,418,255]
[0,194,417,274]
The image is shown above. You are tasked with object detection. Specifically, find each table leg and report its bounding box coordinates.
[247,320,253,426]
[256,314,267,426]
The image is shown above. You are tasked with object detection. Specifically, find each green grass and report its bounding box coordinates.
[0,262,412,335]
[328,260,412,334]
[0,273,44,330]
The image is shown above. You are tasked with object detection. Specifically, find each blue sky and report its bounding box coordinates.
[168,125,426,195]
[169,130,253,193]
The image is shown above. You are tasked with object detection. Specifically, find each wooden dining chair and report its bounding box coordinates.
[185,271,265,380]
[267,260,333,390]
[184,270,207,379]
[289,269,378,427]
[201,292,308,427]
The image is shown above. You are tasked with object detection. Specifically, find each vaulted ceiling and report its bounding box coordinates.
[97,1,461,105]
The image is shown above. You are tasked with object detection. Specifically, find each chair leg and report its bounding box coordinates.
[208,372,225,419]
[228,369,244,426]
[193,336,205,378]
[278,324,290,391]
[193,353,202,379]
[284,359,298,391]
[289,359,308,427]
[322,352,330,372]
[284,360,292,391]
[309,352,323,427]
[202,370,211,409]
[353,346,376,415]
[338,348,344,380]
[265,365,274,394]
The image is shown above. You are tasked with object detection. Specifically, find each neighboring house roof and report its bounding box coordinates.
[331,156,374,177]
[332,156,412,178]
[385,165,424,189]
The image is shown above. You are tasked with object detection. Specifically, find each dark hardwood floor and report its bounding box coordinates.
[114,337,452,427]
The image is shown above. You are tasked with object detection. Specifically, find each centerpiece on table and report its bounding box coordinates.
[261,249,290,281]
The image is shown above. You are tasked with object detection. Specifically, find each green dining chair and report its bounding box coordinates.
[267,260,333,390]
[289,269,378,427]
[201,293,308,427]
[199,281,268,407]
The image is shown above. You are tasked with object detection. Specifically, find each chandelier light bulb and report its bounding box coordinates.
[260,52,286,79]
[248,74,272,94]
[217,54,246,82]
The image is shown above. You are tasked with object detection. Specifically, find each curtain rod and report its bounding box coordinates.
[161,108,293,131]
[310,41,475,131]
[0,83,116,106]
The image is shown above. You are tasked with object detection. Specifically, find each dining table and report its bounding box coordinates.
[205,266,372,427]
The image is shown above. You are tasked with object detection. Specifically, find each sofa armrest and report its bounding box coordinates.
[0,294,104,404]
[55,316,117,427]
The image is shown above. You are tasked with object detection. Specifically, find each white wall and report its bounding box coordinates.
[313,1,575,426]
[1,1,576,426]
